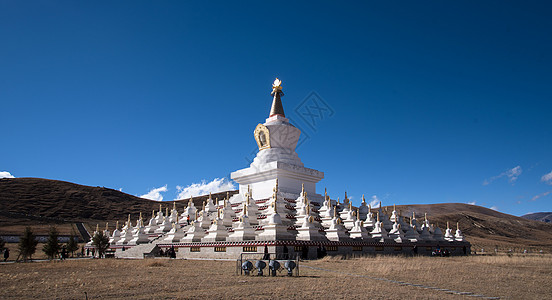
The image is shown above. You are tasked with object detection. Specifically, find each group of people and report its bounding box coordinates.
[159,246,176,258]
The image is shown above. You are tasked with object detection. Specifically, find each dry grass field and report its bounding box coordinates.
[1,254,551,299]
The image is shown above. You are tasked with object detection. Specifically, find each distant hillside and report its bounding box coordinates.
[0,177,237,236]
[386,203,552,251]
[522,212,552,223]
[1,177,551,251]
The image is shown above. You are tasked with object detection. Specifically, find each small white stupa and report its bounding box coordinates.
[257,200,294,241]
[325,208,350,242]
[164,212,186,243]
[116,215,134,245]
[181,212,206,243]
[370,212,390,242]
[349,219,370,240]
[109,221,122,245]
[202,209,230,242]
[433,225,445,242]
[342,203,357,230]
[144,210,159,234]
[128,213,149,245]
[388,222,405,243]
[155,208,172,233]
[296,216,325,241]
[227,204,257,241]
[444,222,455,242]
[358,195,369,221]
[455,222,465,242]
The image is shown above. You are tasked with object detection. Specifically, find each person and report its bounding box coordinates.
[61,247,67,260]
[283,245,289,260]
[170,246,176,259]
[187,215,190,225]
[3,248,9,262]
[263,245,270,260]
[301,246,309,260]
[413,245,418,255]
[81,246,85,257]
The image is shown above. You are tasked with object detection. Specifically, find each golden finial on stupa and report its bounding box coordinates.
[272,78,282,93]
[362,194,366,204]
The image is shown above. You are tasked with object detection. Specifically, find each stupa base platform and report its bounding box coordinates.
[154,240,470,260]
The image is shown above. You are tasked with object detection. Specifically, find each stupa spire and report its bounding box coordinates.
[269,78,285,117]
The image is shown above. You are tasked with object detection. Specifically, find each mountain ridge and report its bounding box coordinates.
[1,177,551,251]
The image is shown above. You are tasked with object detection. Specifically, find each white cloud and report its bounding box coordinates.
[467,201,476,205]
[541,171,552,185]
[0,171,15,179]
[483,166,522,185]
[176,178,236,199]
[490,206,498,211]
[140,185,168,201]
[531,190,552,202]
[368,195,380,208]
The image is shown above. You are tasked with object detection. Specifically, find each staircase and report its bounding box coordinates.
[75,223,91,242]
[116,225,191,259]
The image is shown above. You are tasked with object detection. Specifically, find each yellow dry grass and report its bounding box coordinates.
[0,254,550,299]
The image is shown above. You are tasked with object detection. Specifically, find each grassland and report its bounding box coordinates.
[1,254,550,299]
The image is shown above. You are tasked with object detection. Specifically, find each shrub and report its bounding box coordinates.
[43,226,61,260]
[18,227,38,262]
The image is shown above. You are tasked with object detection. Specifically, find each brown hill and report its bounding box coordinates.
[1,177,551,252]
[0,177,237,236]
[522,212,552,223]
[385,203,552,252]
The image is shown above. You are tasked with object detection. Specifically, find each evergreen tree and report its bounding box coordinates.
[66,233,79,257]
[91,231,110,258]
[43,226,61,260]
[18,227,38,262]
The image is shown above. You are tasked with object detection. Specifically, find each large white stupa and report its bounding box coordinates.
[109,78,470,260]
[230,78,324,203]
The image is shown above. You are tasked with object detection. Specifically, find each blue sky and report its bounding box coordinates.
[1,1,551,216]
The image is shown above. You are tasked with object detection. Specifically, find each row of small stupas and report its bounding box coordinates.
[94,180,465,247]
